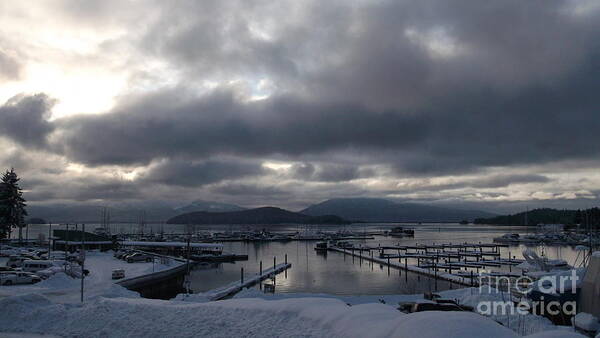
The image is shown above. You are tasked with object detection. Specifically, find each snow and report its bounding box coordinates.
[0,293,546,338]
[573,312,599,331]
[0,250,182,303]
[234,286,566,336]
[35,272,79,289]
[0,250,589,338]
[529,268,586,293]
[527,330,588,338]
[233,288,424,305]
[0,282,588,338]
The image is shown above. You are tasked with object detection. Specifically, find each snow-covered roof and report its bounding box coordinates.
[121,241,223,249]
[54,241,113,245]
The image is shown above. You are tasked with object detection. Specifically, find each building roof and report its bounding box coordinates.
[53,229,112,242]
[120,241,223,250]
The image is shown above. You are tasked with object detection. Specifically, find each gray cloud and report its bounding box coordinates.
[403,174,552,192]
[210,182,287,197]
[291,163,368,182]
[470,174,550,189]
[55,90,426,166]
[141,159,267,186]
[0,94,55,148]
[43,0,599,175]
[3,0,600,211]
[0,49,21,81]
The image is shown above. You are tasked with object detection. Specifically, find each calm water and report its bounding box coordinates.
[187,224,582,295]
[11,223,583,296]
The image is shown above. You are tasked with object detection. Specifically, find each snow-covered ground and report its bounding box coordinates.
[0,292,585,338]
[0,250,589,337]
[230,287,576,336]
[0,250,182,302]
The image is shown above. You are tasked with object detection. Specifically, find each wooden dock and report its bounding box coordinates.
[328,246,475,286]
[329,240,527,287]
[205,262,292,301]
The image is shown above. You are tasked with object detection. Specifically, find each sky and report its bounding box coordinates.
[1,0,600,213]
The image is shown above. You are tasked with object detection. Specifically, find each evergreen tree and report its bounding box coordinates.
[0,169,27,240]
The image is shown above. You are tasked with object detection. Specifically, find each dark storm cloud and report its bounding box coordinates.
[290,163,368,182]
[0,94,55,148]
[210,182,286,197]
[4,0,600,210]
[55,89,426,166]
[290,163,315,180]
[41,0,599,175]
[401,174,552,192]
[141,159,267,186]
[24,176,140,202]
[471,174,550,189]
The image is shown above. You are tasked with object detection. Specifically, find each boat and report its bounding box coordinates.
[93,227,110,237]
[314,241,328,252]
[493,233,520,243]
[520,248,571,272]
[389,227,414,237]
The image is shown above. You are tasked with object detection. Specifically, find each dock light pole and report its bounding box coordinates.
[273,256,276,270]
[65,223,69,262]
[48,222,52,254]
[81,224,85,303]
[241,267,244,284]
[260,261,262,275]
[186,235,191,294]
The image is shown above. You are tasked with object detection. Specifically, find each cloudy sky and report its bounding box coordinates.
[1,0,600,213]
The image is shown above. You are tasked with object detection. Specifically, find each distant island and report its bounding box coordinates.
[301,198,494,223]
[474,207,600,226]
[26,217,47,225]
[167,206,349,225]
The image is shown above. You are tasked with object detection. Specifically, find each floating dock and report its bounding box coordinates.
[328,246,475,286]
[204,263,292,301]
[328,241,527,287]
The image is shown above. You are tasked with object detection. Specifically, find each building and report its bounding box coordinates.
[52,229,114,251]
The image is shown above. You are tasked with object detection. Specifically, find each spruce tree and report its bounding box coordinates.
[0,169,27,241]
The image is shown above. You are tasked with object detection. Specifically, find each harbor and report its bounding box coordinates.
[3,222,593,296]
[1,222,599,337]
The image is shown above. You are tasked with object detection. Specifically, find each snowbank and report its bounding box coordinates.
[213,297,518,338]
[573,312,599,331]
[527,330,587,338]
[234,286,562,336]
[35,272,79,289]
[233,287,423,305]
[0,292,587,338]
[0,251,180,302]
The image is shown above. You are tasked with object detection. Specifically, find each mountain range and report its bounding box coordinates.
[301,198,495,222]
[167,207,348,225]
[27,197,494,223]
[26,200,246,223]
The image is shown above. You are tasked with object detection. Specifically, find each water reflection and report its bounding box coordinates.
[13,223,582,296]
